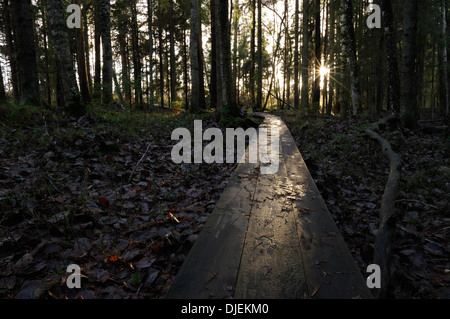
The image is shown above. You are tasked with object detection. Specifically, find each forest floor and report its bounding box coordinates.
[278,110,450,299]
[0,106,449,299]
[0,105,240,299]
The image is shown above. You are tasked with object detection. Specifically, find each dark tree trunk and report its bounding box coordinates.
[294,0,300,110]
[93,0,102,101]
[0,62,6,106]
[169,0,177,104]
[400,0,419,128]
[130,0,142,106]
[75,0,92,104]
[189,0,206,112]
[250,0,256,109]
[158,24,164,108]
[381,0,400,114]
[312,0,321,112]
[47,0,84,115]
[300,0,309,111]
[148,0,154,109]
[99,0,113,105]
[11,0,42,106]
[342,0,361,116]
[256,0,263,111]
[118,26,131,106]
[210,0,218,108]
[4,0,20,105]
[216,0,240,118]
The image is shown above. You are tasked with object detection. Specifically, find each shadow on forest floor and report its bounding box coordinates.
[0,106,238,299]
[278,110,450,299]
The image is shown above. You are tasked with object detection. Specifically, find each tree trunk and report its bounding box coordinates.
[93,0,102,101]
[294,0,300,110]
[0,61,6,106]
[183,29,189,109]
[11,0,41,107]
[189,0,206,113]
[148,0,154,109]
[99,0,113,105]
[117,26,131,107]
[250,0,256,109]
[342,0,361,116]
[40,2,52,107]
[82,2,92,89]
[400,0,419,128]
[327,0,335,115]
[47,0,84,115]
[74,0,92,104]
[130,0,142,107]
[438,0,449,117]
[312,0,321,112]
[300,0,310,111]
[381,0,400,114]
[210,0,218,108]
[4,0,20,105]
[169,0,177,105]
[216,0,240,118]
[158,24,165,108]
[256,0,263,111]
[232,0,239,103]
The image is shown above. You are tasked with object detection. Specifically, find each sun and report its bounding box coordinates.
[320,66,330,77]
[319,65,330,89]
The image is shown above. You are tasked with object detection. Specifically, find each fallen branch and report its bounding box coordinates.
[128,143,152,183]
[365,122,401,299]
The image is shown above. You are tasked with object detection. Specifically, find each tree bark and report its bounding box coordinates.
[169,0,177,104]
[312,0,321,112]
[47,0,84,115]
[400,0,419,128]
[438,0,449,117]
[4,0,20,105]
[0,61,6,106]
[216,0,240,118]
[250,0,256,109]
[158,23,165,108]
[11,0,42,107]
[99,0,113,105]
[93,0,102,101]
[189,0,206,112]
[294,0,300,110]
[300,0,309,111]
[210,0,218,108]
[74,0,92,104]
[130,0,142,106]
[381,0,400,114]
[256,0,263,111]
[148,0,154,109]
[117,25,131,106]
[342,0,361,116]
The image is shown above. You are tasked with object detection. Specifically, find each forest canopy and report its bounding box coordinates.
[0,0,449,128]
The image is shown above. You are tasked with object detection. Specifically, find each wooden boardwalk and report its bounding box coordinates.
[166,113,373,299]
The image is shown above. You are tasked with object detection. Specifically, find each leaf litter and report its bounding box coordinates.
[283,113,450,299]
[0,111,237,299]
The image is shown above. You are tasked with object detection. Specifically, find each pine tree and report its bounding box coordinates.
[342,0,361,116]
[46,0,84,115]
[11,0,42,107]
[400,0,419,128]
[99,0,113,105]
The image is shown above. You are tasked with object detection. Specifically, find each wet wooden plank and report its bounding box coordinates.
[166,114,372,299]
[234,116,308,298]
[165,159,260,299]
[278,118,373,299]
